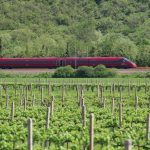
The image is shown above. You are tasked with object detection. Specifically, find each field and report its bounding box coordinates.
[0,78,150,150]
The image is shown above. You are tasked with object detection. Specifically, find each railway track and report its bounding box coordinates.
[0,67,149,74]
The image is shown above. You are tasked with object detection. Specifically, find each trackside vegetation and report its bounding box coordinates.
[0,68,150,78]
[0,0,150,66]
[52,65,117,78]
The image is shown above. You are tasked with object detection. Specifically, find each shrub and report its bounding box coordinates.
[52,65,117,78]
[145,72,150,78]
[132,72,150,78]
[94,64,106,75]
[52,66,74,78]
[75,66,94,78]
[99,69,117,77]
[33,72,52,78]
[94,65,117,77]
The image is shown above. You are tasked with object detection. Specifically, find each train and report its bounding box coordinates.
[0,57,137,69]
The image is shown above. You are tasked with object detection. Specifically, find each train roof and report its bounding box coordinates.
[0,57,126,60]
[0,57,58,60]
[64,57,124,59]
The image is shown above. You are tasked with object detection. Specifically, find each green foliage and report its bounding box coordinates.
[94,64,107,72]
[52,65,116,78]
[0,79,150,149]
[0,0,149,66]
[97,33,138,61]
[131,72,150,78]
[75,66,94,78]
[94,65,117,78]
[52,66,74,78]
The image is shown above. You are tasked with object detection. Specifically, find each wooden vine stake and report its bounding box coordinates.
[128,81,131,97]
[28,118,33,150]
[119,102,122,128]
[11,101,15,121]
[76,85,79,102]
[30,83,33,96]
[32,94,35,107]
[120,86,122,103]
[48,82,51,96]
[81,85,84,97]
[145,83,147,94]
[20,92,23,106]
[103,98,106,108]
[82,105,86,127]
[134,86,137,101]
[51,96,54,117]
[41,87,43,105]
[0,86,2,107]
[100,86,103,104]
[124,139,132,150]
[45,106,51,147]
[6,86,9,108]
[110,84,112,94]
[148,96,150,108]
[79,96,83,107]
[62,85,65,107]
[97,84,100,98]
[14,86,17,97]
[146,114,150,141]
[24,97,26,111]
[26,86,28,102]
[89,113,94,150]
[46,107,50,129]
[112,82,115,97]
[135,96,138,111]
[112,98,115,115]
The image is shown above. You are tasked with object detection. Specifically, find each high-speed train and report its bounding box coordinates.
[0,57,137,68]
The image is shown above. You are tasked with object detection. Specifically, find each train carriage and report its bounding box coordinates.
[0,57,137,69]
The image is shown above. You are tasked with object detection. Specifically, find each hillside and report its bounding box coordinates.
[0,0,150,66]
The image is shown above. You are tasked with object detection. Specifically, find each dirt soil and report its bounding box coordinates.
[117,67,150,74]
[0,68,55,74]
[0,67,149,74]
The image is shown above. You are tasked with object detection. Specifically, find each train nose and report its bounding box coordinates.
[132,63,137,68]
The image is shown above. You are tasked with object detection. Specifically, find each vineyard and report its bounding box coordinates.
[0,78,150,150]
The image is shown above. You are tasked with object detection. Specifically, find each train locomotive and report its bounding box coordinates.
[0,57,137,69]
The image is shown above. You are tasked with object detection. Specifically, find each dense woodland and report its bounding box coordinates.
[0,0,150,66]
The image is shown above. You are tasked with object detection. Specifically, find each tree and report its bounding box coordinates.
[0,38,2,57]
[97,33,138,61]
[0,33,12,57]
[136,45,150,66]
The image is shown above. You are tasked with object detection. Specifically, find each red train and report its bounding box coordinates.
[0,57,137,68]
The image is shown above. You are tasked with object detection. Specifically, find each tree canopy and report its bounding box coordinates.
[0,0,150,66]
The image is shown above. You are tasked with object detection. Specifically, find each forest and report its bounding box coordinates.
[0,0,150,66]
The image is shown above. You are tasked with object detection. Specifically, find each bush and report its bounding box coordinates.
[52,65,117,78]
[52,66,74,78]
[94,64,106,74]
[96,69,116,78]
[145,72,150,78]
[75,66,94,78]
[131,72,150,78]
[94,65,117,77]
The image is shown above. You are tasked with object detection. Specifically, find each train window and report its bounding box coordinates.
[60,60,62,66]
[123,58,129,62]
[56,60,59,66]
[66,60,73,65]
[78,60,88,64]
